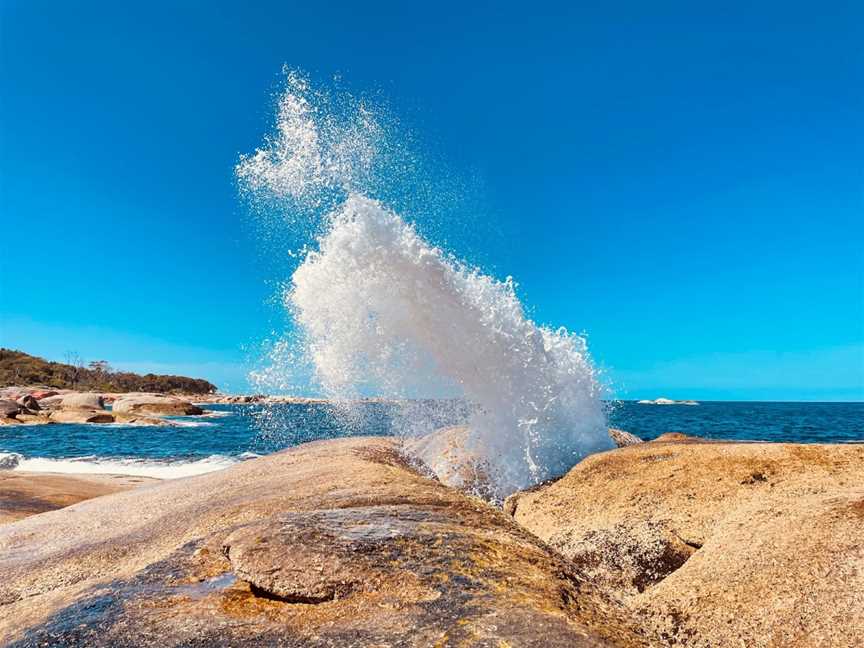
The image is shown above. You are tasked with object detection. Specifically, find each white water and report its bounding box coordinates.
[0,452,252,479]
[239,71,611,497]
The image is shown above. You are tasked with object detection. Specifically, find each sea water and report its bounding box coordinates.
[0,401,860,479]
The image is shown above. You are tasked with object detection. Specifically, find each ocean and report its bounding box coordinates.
[1,401,860,479]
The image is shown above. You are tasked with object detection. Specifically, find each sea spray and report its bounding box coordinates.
[238,70,611,497]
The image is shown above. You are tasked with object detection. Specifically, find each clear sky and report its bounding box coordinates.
[1,1,862,400]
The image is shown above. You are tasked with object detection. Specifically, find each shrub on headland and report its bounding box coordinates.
[0,349,217,395]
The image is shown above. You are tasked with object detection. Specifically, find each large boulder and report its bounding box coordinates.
[0,437,645,647]
[0,388,28,402]
[0,400,21,418]
[49,409,115,424]
[506,435,864,647]
[406,426,645,496]
[35,395,64,410]
[60,392,105,410]
[402,425,495,498]
[112,394,203,416]
[16,395,40,412]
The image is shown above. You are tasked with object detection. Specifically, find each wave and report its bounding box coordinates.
[239,71,610,498]
[0,452,259,479]
[167,419,217,428]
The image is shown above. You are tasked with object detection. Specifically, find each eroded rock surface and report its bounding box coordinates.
[507,435,864,647]
[0,437,646,647]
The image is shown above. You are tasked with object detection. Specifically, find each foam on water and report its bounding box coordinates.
[0,452,251,479]
[238,70,611,497]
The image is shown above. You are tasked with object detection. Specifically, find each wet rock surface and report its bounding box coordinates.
[507,434,864,647]
[222,506,444,603]
[0,437,646,647]
[405,426,636,498]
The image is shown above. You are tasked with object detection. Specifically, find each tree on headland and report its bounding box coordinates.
[88,360,113,389]
[64,351,84,388]
[88,360,112,374]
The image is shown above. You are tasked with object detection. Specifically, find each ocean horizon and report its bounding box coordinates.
[2,400,860,481]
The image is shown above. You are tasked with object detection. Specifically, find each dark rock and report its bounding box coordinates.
[16,395,40,412]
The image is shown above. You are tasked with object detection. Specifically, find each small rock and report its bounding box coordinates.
[608,428,643,447]
[0,452,22,469]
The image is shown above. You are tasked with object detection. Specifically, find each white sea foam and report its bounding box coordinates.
[167,419,217,428]
[1,453,250,479]
[239,70,610,497]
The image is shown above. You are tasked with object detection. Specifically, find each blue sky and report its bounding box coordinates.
[1,1,862,400]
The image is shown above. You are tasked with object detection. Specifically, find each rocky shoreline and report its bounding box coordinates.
[0,387,210,427]
[0,429,860,647]
[0,387,407,427]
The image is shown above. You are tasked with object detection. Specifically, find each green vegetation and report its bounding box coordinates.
[0,349,217,395]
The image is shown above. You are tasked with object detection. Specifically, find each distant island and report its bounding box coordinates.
[0,349,216,395]
[637,397,699,405]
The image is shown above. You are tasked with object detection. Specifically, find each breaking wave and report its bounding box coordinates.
[0,452,258,479]
[239,70,610,497]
